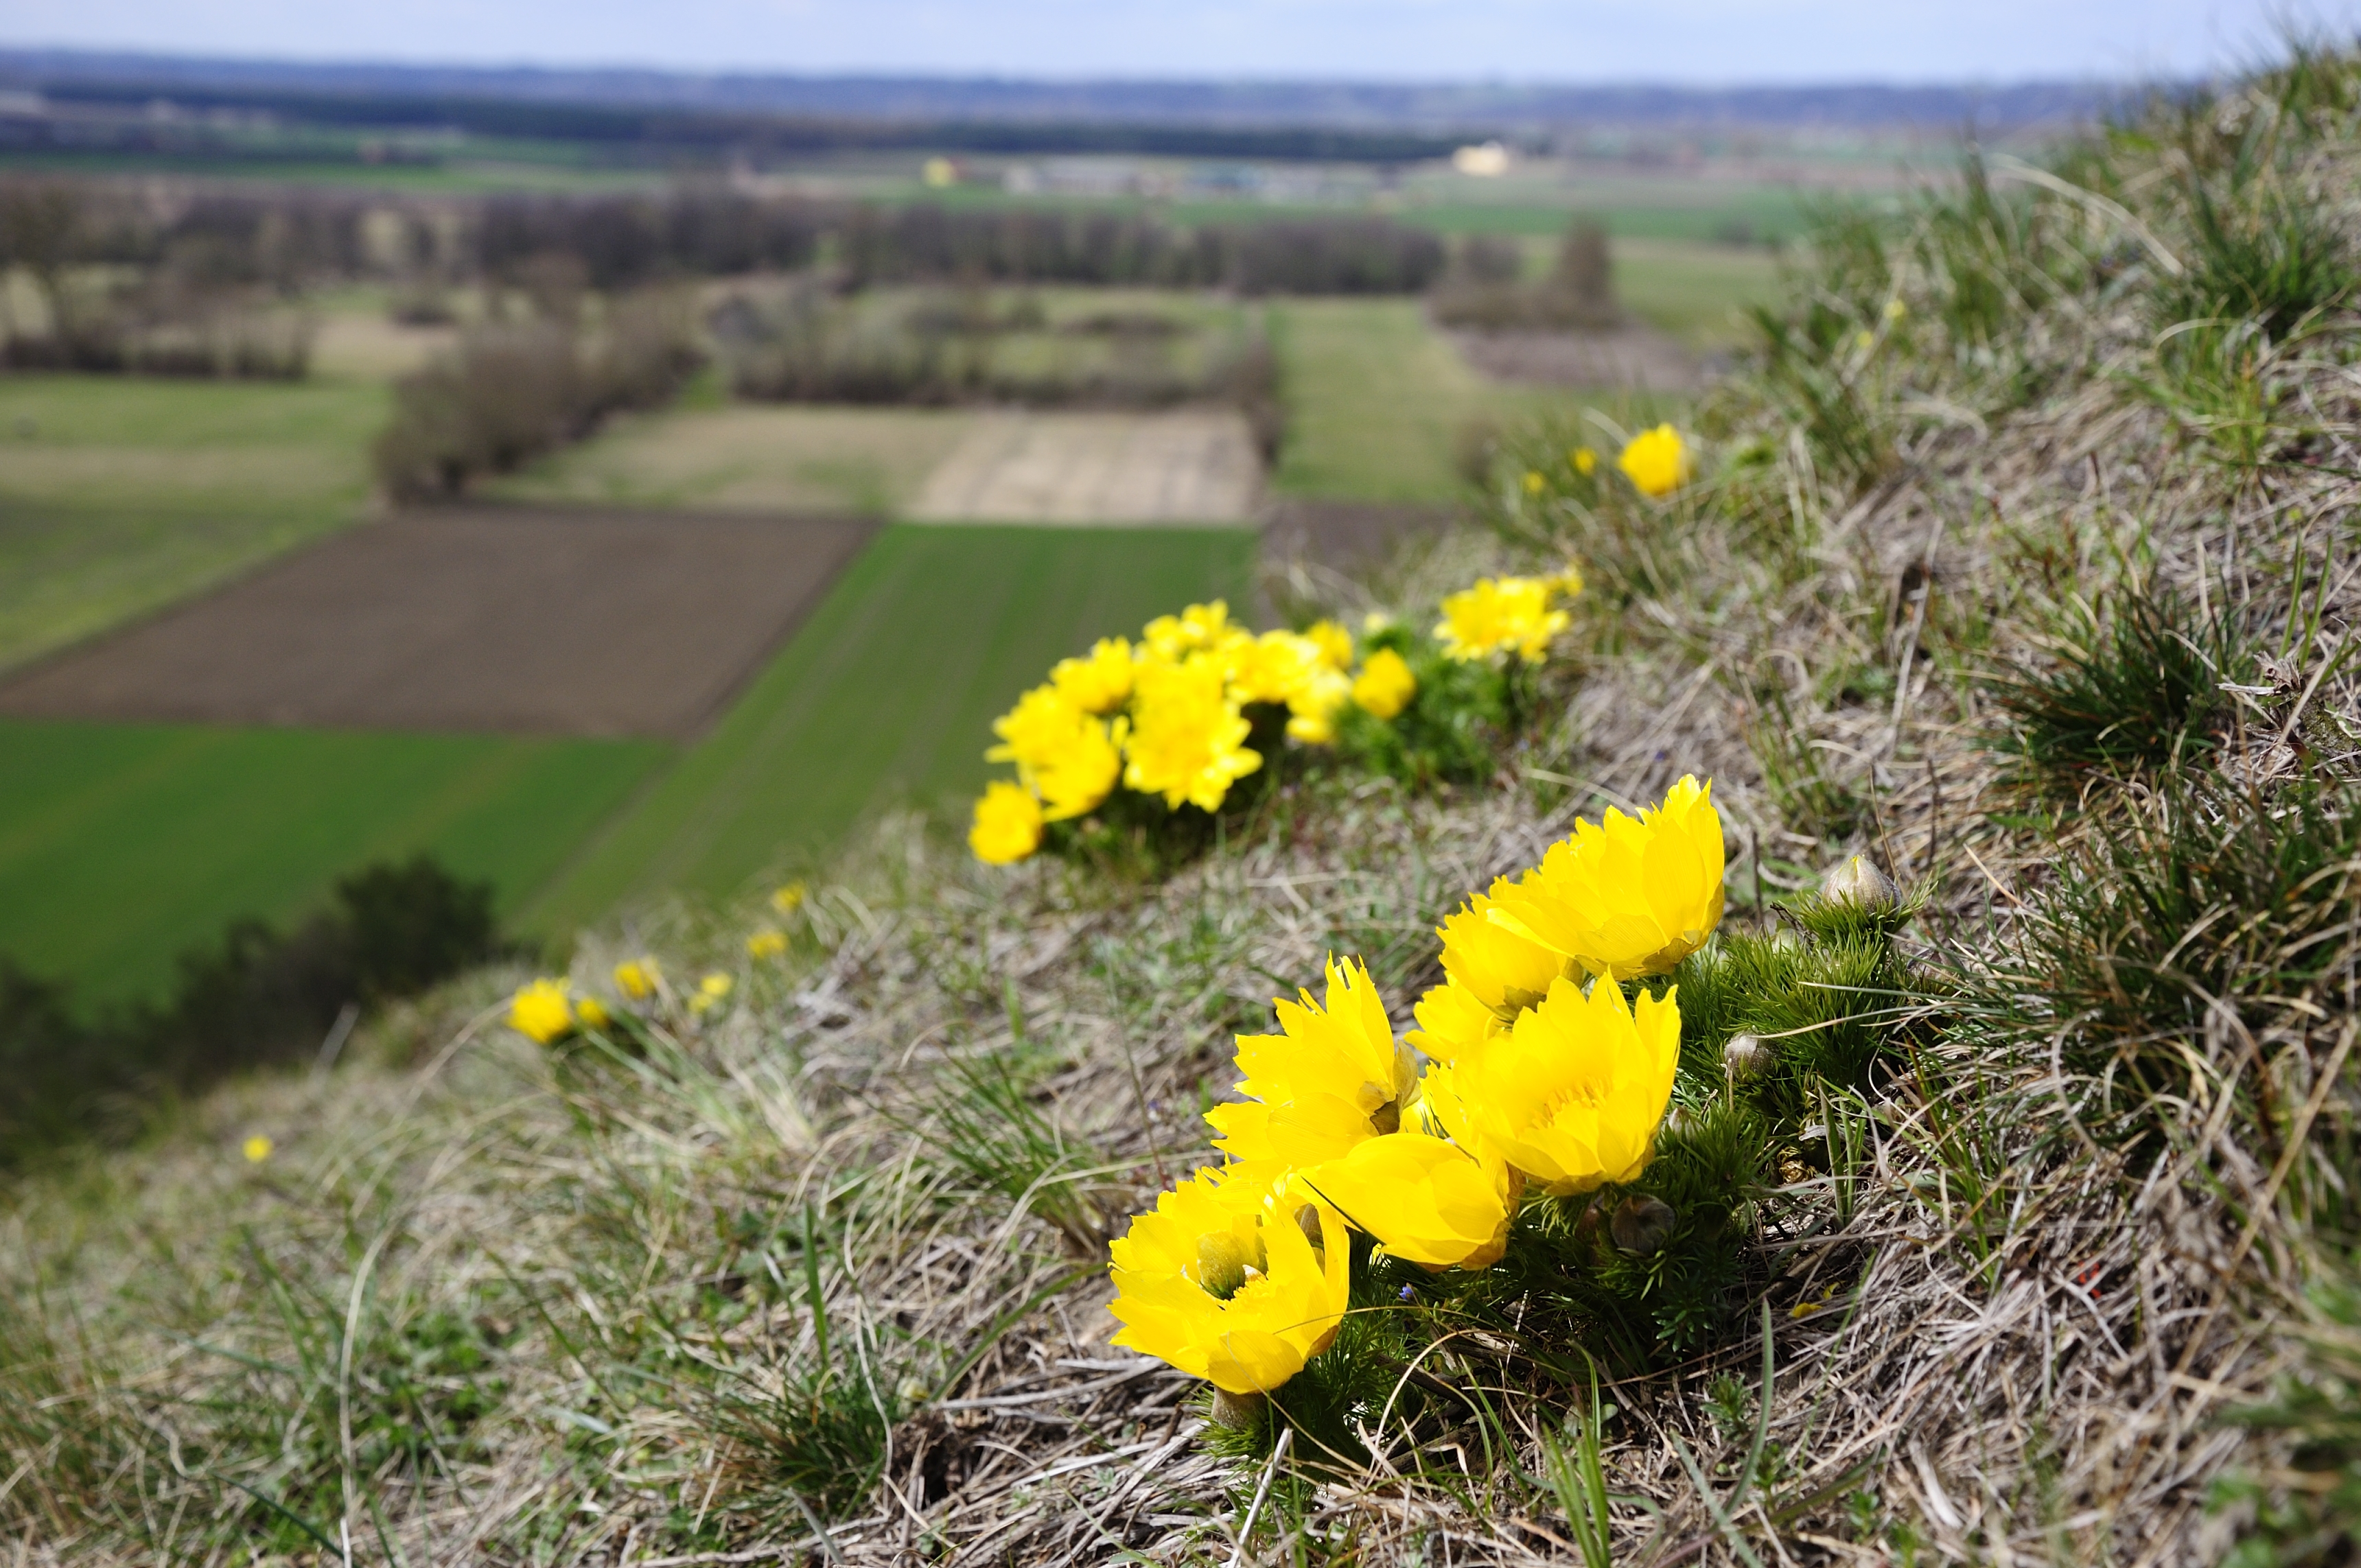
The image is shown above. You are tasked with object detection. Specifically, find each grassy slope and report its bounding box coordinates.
[0,372,384,674]
[0,721,666,1005]
[525,523,1255,932]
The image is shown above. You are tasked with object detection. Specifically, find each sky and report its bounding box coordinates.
[1,0,2356,84]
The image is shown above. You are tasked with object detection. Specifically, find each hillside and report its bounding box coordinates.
[6,48,2361,1567]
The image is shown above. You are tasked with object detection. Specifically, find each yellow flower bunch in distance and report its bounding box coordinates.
[1108,1169,1349,1396]
[986,683,1122,821]
[1617,424,1690,498]
[507,978,575,1044]
[1434,574,1573,663]
[614,958,660,1001]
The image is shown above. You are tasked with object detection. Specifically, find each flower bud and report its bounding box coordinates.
[1822,855,1900,911]
[1211,1386,1267,1429]
[1723,1033,1769,1081]
[1610,1194,1677,1256]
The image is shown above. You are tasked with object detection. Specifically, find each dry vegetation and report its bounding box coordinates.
[10,48,2361,1567]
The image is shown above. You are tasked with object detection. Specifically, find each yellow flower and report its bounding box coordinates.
[1454,976,1680,1194]
[747,928,788,959]
[688,972,734,1016]
[507,978,575,1044]
[969,780,1045,864]
[1406,976,1502,1064]
[1883,297,1908,323]
[1141,600,1248,662]
[1286,664,1351,745]
[1434,576,1570,664]
[1617,425,1690,498]
[242,1134,274,1164]
[1050,636,1135,714]
[1570,446,1598,476]
[1304,619,1354,671]
[1439,878,1566,1016]
[1209,956,1419,1177]
[1226,629,1323,707]
[1486,775,1726,980]
[1522,469,1546,495]
[1108,1168,1349,1395]
[987,683,1119,818]
[1553,562,1585,598]
[1854,329,1876,350]
[1122,654,1261,812]
[1360,610,1393,635]
[1350,647,1417,720]
[770,880,809,915]
[614,959,660,1000]
[1301,1132,1513,1271]
[576,996,612,1031]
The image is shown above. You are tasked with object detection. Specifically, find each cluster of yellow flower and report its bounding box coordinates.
[506,955,741,1044]
[972,576,1583,865]
[970,600,1356,864]
[1107,776,1724,1399]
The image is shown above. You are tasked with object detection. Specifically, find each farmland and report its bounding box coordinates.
[0,720,666,1007]
[525,522,1255,932]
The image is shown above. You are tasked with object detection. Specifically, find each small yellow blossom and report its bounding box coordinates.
[1486,775,1726,981]
[507,978,575,1044]
[1883,297,1908,323]
[1522,469,1546,495]
[576,996,612,1031]
[1122,655,1261,812]
[1434,576,1570,664]
[614,959,660,1000]
[1854,329,1876,350]
[1304,619,1354,671]
[1617,425,1690,499]
[747,928,788,960]
[970,780,1045,865]
[1108,1169,1349,1396]
[1361,610,1393,634]
[1351,648,1417,720]
[988,686,1119,818]
[770,881,809,915]
[688,972,734,1016]
[242,1134,274,1164]
[1049,637,1135,714]
[1439,878,1566,1017]
[1209,956,1419,1178]
[1454,976,1681,1194]
[1570,446,1598,476]
[1301,1131,1514,1271]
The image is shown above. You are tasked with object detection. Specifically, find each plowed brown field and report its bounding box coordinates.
[0,506,877,740]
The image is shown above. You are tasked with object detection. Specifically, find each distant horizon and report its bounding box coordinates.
[0,1,2349,87]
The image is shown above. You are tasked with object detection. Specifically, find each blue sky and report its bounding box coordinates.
[1,0,2353,82]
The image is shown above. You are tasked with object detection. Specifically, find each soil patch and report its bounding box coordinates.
[0,506,878,740]
[906,410,1259,524]
[1447,323,1710,391]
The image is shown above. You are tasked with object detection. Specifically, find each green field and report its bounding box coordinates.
[0,373,385,674]
[526,523,1255,931]
[1612,239,1789,351]
[1266,298,1580,502]
[0,722,668,1007]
